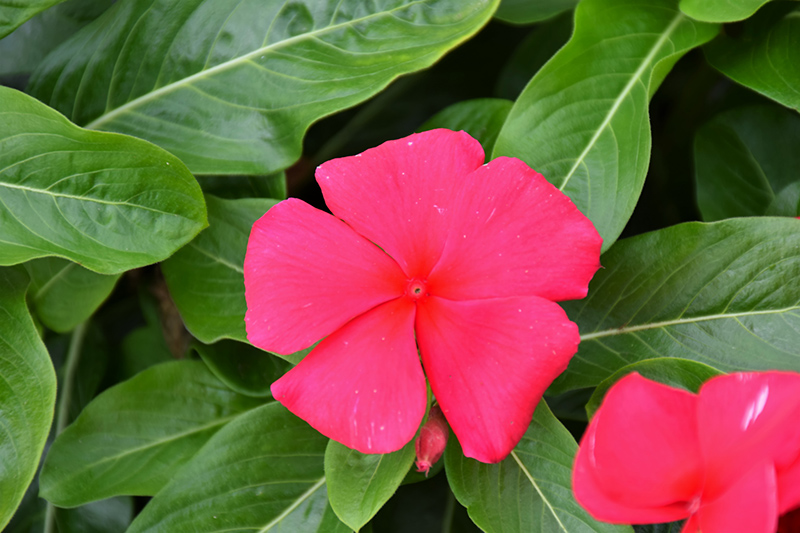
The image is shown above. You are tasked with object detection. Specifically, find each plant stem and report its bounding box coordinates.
[43,321,89,533]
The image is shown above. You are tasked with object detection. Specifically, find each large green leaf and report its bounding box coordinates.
[694,105,800,221]
[493,0,718,252]
[127,403,349,533]
[162,195,277,344]
[325,439,416,531]
[0,86,207,274]
[39,360,265,507]
[494,0,577,24]
[705,3,800,112]
[0,267,57,530]
[0,0,112,76]
[679,0,771,22]
[23,258,119,332]
[585,358,723,418]
[0,0,66,38]
[446,401,632,533]
[418,98,512,155]
[28,0,499,176]
[552,217,800,393]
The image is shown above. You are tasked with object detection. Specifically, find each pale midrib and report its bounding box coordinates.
[579,306,800,341]
[559,13,684,192]
[257,477,326,533]
[84,0,428,130]
[32,262,75,300]
[188,242,244,274]
[509,451,568,533]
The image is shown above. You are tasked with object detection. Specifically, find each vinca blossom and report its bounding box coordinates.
[244,129,602,463]
[573,372,800,533]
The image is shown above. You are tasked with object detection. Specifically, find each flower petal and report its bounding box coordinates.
[587,374,703,509]
[697,462,778,533]
[244,198,405,354]
[697,371,800,498]
[316,129,485,278]
[270,298,426,454]
[778,453,800,514]
[574,408,694,524]
[415,295,578,463]
[427,156,602,302]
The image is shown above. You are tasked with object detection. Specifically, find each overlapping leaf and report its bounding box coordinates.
[446,401,632,533]
[162,195,278,344]
[40,360,265,507]
[493,0,718,252]
[28,0,499,175]
[0,267,57,530]
[0,0,66,38]
[127,403,349,533]
[705,3,800,111]
[0,87,206,274]
[325,439,416,531]
[694,104,800,221]
[552,217,800,393]
[679,0,771,22]
[193,340,289,398]
[494,0,578,24]
[23,258,119,332]
[418,98,512,154]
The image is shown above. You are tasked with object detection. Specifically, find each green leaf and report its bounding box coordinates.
[494,13,573,100]
[694,104,800,221]
[552,217,800,393]
[325,439,416,531]
[493,0,718,252]
[0,0,67,38]
[39,360,265,507]
[766,181,800,217]
[494,0,577,24]
[679,0,771,22]
[162,195,277,344]
[196,173,287,201]
[0,86,207,275]
[193,339,290,398]
[0,0,112,76]
[446,400,632,533]
[23,258,119,333]
[55,497,135,533]
[127,403,349,533]
[0,267,57,530]
[28,0,500,176]
[418,99,512,155]
[585,358,724,419]
[705,3,800,112]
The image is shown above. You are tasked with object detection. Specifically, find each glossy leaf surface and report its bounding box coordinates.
[23,258,119,332]
[552,217,800,393]
[0,0,66,38]
[705,3,800,112]
[325,439,416,531]
[585,358,724,418]
[128,403,349,533]
[418,98,512,155]
[494,0,578,24]
[28,0,499,175]
[193,340,289,398]
[0,267,57,530]
[0,87,206,274]
[162,195,277,344]
[40,360,264,507]
[494,0,718,252]
[446,401,632,533]
[695,105,800,221]
[679,0,771,22]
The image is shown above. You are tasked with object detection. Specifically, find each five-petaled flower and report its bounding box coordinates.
[573,372,800,533]
[244,129,602,463]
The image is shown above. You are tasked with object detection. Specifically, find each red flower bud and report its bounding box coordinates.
[415,405,449,476]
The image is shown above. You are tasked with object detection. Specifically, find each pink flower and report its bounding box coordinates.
[415,405,449,476]
[573,372,800,533]
[244,129,602,463]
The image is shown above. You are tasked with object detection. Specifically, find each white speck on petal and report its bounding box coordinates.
[408,141,413,146]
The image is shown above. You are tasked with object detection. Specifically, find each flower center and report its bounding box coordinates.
[405,278,429,301]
